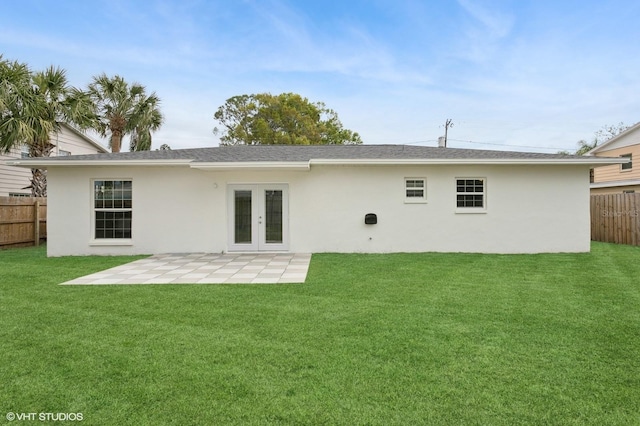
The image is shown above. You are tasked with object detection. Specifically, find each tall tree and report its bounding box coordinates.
[213,92,362,145]
[574,139,598,156]
[86,74,163,153]
[565,122,633,155]
[593,122,631,145]
[0,56,93,196]
[0,56,45,152]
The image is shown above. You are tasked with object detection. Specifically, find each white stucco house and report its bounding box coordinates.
[0,123,108,197]
[5,144,625,256]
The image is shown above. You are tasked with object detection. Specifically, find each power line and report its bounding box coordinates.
[404,138,572,153]
[447,138,571,152]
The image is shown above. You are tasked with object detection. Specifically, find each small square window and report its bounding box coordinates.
[405,178,426,203]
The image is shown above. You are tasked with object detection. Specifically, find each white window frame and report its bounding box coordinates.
[90,179,133,246]
[455,177,487,214]
[621,154,632,171]
[404,178,427,203]
[20,144,29,159]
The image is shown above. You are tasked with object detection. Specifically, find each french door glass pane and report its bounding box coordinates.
[234,190,252,244]
[265,190,283,244]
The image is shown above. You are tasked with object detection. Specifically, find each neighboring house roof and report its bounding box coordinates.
[6,144,626,170]
[591,178,640,189]
[587,121,640,155]
[58,123,109,154]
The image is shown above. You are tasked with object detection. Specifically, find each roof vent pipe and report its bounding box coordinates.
[437,136,446,148]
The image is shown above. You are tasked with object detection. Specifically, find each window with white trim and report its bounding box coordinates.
[621,154,632,171]
[94,180,132,239]
[456,178,486,209]
[405,178,426,202]
[20,144,29,159]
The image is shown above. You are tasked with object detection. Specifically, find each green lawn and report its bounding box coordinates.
[1,244,639,425]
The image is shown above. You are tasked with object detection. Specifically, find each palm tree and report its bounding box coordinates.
[129,94,163,151]
[86,74,163,153]
[26,67,84,195]
[0,57,92,196]
[0,56,52,154]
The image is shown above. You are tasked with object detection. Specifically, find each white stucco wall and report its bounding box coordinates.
[46,163,591,256]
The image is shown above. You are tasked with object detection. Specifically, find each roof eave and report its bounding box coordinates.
[309,158,627,166]
[591,179,640,189]
[5,157,627,169]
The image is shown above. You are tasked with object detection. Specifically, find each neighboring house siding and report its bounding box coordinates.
[46,163,591,256]
[51,126,107,156]
[0,125,106,197]
[0,148,31,196]
[592,144,640,183]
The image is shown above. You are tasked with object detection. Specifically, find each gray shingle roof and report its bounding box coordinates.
[25,144,583,162]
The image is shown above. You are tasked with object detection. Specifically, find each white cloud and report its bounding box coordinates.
[453,0,515,63]
[457,0,514,38]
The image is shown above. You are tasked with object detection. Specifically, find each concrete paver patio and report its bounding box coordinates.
[61,253,311,285]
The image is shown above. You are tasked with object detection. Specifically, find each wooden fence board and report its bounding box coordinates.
[0,196,47,249]
[590,193,640,246]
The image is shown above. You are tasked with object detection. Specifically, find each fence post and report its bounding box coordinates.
[34,200,40,247]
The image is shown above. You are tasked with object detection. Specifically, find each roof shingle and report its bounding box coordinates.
[25,144,583,163]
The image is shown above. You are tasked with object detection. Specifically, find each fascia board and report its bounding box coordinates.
[5,157,627,169]
[308,158,628,166]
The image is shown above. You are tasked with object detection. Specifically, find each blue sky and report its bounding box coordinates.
[1,0,639,152]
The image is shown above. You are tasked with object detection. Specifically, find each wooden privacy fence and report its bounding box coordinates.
[0,197,47,249]
[591,193,640,246]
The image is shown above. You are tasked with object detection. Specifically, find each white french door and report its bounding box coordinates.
[227,184,289,251]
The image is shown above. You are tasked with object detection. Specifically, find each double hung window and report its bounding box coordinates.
[456,178,486,210]
[94,180,132,239]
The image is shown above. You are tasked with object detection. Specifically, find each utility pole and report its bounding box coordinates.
[444,118,454,147]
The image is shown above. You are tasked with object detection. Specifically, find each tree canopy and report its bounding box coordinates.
[573,122,632,155]
[213,93,362,145]
[1,56,164,194]
[0,56,94,195]
[86,74,163,153]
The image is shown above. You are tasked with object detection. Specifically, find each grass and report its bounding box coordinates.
[1,243,639,425]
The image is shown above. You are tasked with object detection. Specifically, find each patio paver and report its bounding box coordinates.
[61,253,311,285]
